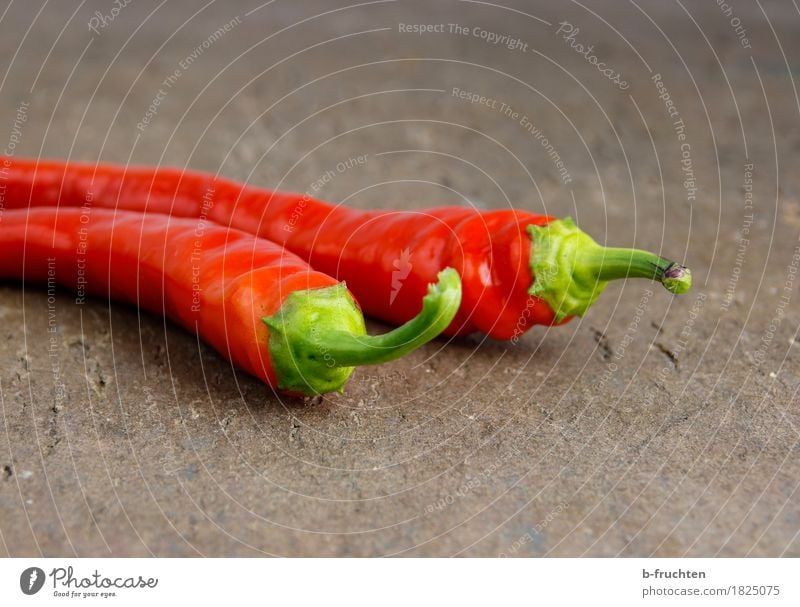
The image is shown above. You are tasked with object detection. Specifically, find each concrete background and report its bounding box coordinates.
[0,0,798,556]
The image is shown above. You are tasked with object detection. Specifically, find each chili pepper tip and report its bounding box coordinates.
[661,263,692,294]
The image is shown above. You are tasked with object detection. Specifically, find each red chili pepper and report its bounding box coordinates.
[0,158,690,339]
[0,207,462,396]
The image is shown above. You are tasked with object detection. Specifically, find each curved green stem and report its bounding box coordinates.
[263,268,462,395]
[317,268,462,366]
[528,218,691,322]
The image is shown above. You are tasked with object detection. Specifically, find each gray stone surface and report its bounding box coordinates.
[0,0,798,556]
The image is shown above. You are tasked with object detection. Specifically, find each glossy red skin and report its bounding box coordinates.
[0,158,563,338]
[0,207,338,389]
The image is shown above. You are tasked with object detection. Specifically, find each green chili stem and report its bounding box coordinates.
[263,268,462,395]
[577,246,691,294]
[309,268,462,367]
[528,218,692,322]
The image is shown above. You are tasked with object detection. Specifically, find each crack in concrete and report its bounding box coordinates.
[655,342,679,369]
[44,400,62,457]
[590,327,613,361]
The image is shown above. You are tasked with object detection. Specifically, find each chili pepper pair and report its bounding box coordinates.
[0,158,691,396]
